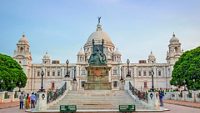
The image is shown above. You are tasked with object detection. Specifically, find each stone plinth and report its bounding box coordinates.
[35,91,47,111]
[85,66,111,90]
[148,92,160,110]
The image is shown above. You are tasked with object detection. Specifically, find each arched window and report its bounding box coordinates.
[20,47,23,52]
[174,47,178,53]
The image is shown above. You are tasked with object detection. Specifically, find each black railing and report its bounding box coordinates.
[129,82,148,102]
[47,82,67,104]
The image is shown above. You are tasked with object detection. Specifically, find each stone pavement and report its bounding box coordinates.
[0,101,19,109]
[164,100,200,109]
[0,101,200,113]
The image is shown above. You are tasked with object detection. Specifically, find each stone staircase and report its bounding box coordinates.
[48,90,150,111]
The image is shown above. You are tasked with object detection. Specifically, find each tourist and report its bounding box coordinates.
[25,93,30,109]
[159,90,164,106]
[19,92,24,109]
[31,92,36,108]
[34,93,38,104]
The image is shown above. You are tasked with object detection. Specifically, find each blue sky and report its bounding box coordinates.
[0,0,200,63]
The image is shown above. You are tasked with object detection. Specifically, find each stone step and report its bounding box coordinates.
[47,90,149,110]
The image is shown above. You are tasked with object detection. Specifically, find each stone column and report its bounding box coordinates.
[120,81,125,90]
[72,81,78,91]
[0,91,5,103]
[35,92,47,111]
[148,92,160,110]
[64,78,72,91]
[8,92,15,102]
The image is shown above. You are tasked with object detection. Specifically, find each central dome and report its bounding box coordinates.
[84,24,114,47]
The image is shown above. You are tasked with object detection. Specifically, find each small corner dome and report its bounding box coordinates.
[113,48,121,55]
[77,48,85,55]
[19,34,29,44]
[170,33,179,43]
[43,52,50,59]
[148,51,155,58]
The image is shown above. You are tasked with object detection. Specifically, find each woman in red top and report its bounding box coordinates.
[25,93,30,109]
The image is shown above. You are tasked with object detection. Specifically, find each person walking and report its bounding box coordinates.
[30,92,36,108]
[159,90,164,106]
[19,92,24,109]
[25,93,30,109]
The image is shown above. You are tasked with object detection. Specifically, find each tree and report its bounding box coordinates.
[170,46,200,90]
[0,53,27,91]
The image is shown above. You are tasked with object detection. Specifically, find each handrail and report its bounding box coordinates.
[129,82,148,102]
[47,82,67,103]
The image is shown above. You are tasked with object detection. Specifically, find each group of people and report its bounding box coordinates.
[19,92,37,109]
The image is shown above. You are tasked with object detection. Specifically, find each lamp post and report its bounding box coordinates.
[0,80,3,92]
[183,80,186,91]
[40,70,45,92]
[19,82,21,92]
[73,67,77,82]
[126,59,131,77]
[150,69,154,91]
[120,66,124,82]
[65,60,70,77]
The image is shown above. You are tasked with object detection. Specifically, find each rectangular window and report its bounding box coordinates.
[158,71,161,76]
[144,82,147,88]
[81,81,86,88]
[37,71,40,76]
[113,81,118,87]
[139,71,141,76]
[58,71,60,76]
[143,71,146,76]
[47,71,50,76]
[81,70,86,75]
[149,71,151,76]
[53,71,55,76]
[113,69,117,75]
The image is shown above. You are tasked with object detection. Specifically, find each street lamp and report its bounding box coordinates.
[73,67,77,82]
[126,59,131,77]
[65,60,70,77]
[40,70,45,92]
[120,66,124,82]
[150,69,154,92]
[19,82,21,92]
[0,80,3,91]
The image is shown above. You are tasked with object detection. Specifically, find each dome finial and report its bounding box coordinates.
[98,16,101,24]
[22,32,25,37]
[96,17,102,31]
[173,32,175,37]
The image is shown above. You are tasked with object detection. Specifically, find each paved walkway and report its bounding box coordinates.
[164,100,200,109]
[0,101,19,109]
[0,100,200,113]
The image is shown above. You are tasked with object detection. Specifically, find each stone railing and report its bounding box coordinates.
[47,82,67,104]
[129,82,148,102]
[0,91,19,103]
[164,90,200,102]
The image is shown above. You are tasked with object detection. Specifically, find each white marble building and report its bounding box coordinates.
[13,22,182,92]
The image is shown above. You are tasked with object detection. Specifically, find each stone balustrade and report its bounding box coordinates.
[0,91,19,103]
[164,90,200,102]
